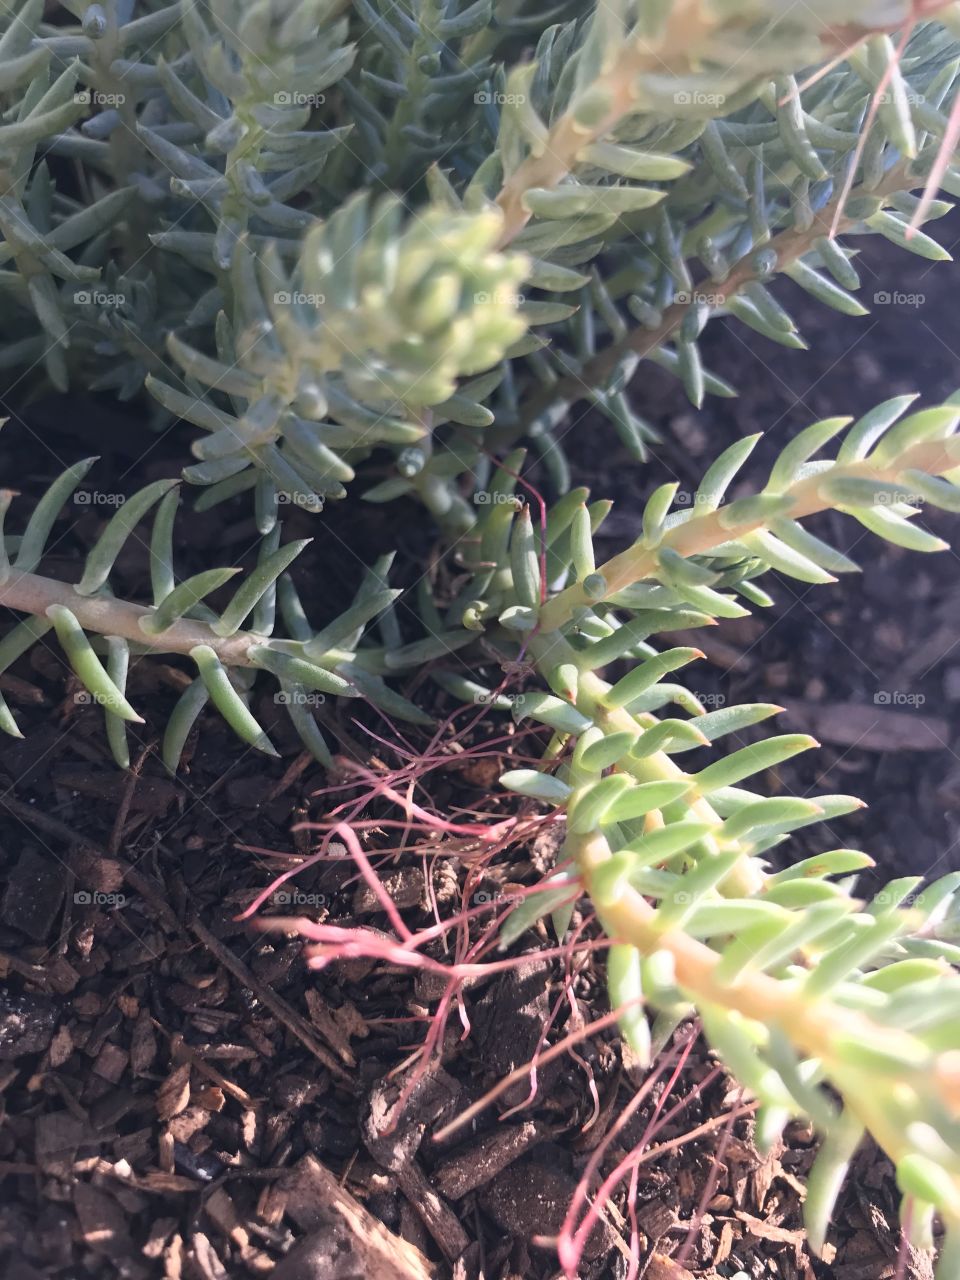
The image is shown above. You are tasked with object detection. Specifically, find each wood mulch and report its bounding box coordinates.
[0,677,940,1280]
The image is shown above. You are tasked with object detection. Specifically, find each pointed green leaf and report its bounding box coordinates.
[694,735,817,794]
[47,604,142,723]
[500,769,572,802]
[607,943,651,1063]
[579,140,690,180]
[523,184,665,218]
[76,479,179,596]
[212,539,311,637]
[248,645,358,697]
[190,644,277,756]
[604,648,703,710]
[140,568,241,636]
[569,773,634,833]
[15,457,97,573]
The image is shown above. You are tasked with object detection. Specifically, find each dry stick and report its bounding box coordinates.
[108,741,152,855]
[187,915,354,1083]
[517,162,919,433]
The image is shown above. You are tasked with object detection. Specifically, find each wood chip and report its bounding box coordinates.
[398,1159,469,1261]
[0,848,66,941]
[167,1104,209,1144]
[645,1256,696,1280]
[0,990,58,1060]
[35,1110,85,1179]
[433,1121,543,1199]
[189,1231,228,1280]
[74,1181,137,1263]
[159,1130,175,1174]
[93,1041,129,1084]
[130,1010,158,1075]
[273,1153,433,1279]
[637,1201,679,1240]
[734,1209,806,1245]
[303,987,357,1067]
[142,1217,178,1260]
[715,1219,734,1264]
[751,1137,785,1213]
[352,867,425,914]
[156,1063,191,1122]
[204,1187,250,1250]
[163,1231,184,1280]
[48,1023,73,1068]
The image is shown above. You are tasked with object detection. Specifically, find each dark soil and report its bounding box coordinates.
[0,215,958,1280]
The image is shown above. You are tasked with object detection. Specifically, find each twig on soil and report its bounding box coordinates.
[108,743,152,856]
[397,1160,470,1260]
[187,915,354,1083]
[264,750,315,805]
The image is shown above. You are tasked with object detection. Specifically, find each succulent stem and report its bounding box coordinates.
[518,161,921,430]
[539,434,960,630]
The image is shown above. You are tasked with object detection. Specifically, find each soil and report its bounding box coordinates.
[0,213,958,1280]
